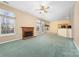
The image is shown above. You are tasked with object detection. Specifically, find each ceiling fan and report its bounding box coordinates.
[38,4,49,14]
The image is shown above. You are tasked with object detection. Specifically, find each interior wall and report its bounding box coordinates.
[73,2,79,48]
[0,2,40,42]
[49,19,71,34]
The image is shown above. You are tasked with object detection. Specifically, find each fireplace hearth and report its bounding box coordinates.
[21,27,34,39]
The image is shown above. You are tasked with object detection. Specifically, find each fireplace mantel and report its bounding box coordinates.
[21,27,34,39]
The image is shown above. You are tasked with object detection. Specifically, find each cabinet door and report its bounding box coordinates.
[58,29,68,37]
[68,29,72,38]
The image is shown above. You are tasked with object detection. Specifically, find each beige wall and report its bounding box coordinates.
[0,3,40,42]
[73,2,79,48]
[49,19,71,34]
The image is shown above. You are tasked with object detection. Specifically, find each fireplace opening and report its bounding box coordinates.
[22,27,34,39]
[24,31,33,37]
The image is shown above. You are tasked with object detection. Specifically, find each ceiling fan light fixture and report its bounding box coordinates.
[39,4,49,14]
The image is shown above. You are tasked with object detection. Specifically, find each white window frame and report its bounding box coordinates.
[0,16,16,36]
[0,9,16,36]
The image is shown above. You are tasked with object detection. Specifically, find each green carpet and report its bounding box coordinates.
[0,33,79,57]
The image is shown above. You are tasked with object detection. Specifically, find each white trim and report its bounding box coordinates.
[0,33,15,36]
[0,38,21,44]
[73,40,79,51]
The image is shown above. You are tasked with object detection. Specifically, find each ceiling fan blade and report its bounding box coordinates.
[37,4,49,14]
[44,10,48,13]
[45,6,49,10]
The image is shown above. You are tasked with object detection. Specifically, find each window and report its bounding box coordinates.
[36,19,46,33]
[0,9,16,36]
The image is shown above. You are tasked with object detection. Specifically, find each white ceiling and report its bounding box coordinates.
[5,1,75,21]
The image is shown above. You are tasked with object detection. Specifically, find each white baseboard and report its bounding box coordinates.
[0,38,21,44]
[73,40,79,51]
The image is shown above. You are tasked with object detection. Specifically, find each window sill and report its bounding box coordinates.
[0,33,15,36]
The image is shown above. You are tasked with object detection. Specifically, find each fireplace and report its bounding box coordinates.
[24,31,33,37]
[21,27,34,39]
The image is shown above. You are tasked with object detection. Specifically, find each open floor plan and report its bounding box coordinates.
[0,1,79,57]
